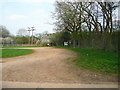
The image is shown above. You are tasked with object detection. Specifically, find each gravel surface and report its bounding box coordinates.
[1,47,118,88]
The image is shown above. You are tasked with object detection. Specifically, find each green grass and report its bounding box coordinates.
[56,47,119,76]
[0,49,34,58]
[1,46,49,48]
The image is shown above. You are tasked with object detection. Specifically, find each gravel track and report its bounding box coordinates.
[0,47,118,88]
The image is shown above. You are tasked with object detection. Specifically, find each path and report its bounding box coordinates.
[0,47,118,88]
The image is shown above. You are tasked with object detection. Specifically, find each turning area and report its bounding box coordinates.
[1,47,118,88]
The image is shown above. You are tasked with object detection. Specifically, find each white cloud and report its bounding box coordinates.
[8,14,26,20]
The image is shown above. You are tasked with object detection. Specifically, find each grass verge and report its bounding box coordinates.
[1,46,50,48]
[56,47,119,76]
[0,49,34,58]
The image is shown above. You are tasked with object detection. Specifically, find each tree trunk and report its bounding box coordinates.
[73,40,76,48]
[77,40,80,47]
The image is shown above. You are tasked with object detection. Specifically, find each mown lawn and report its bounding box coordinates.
[1,46,46,48]
[57,47,119,76]
[0,49,34,58]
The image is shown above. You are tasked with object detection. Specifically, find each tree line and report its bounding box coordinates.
[0,25,53,46]
[0,1,119,52]
[52,1,120,52]
[0,26,30,46]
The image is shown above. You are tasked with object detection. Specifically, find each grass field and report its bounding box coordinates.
[1,46,47,48]
[56,47,119,76]
[0,46,119,75]
[0,49,34,58]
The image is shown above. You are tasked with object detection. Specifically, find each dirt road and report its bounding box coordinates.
[1,47,118,88]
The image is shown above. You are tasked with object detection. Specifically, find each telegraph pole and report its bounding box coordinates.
[31,27,35,45]
[27,27,35,45]
[27,27,31,45]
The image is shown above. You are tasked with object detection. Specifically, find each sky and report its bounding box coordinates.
[0,0,57,35]
[0,0,119,35]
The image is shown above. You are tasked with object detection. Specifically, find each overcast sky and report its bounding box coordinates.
[0,0,56,35]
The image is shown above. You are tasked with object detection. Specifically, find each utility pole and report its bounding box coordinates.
[31,27,35,45]
[27,27,31,45]
[27,27,35,45]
